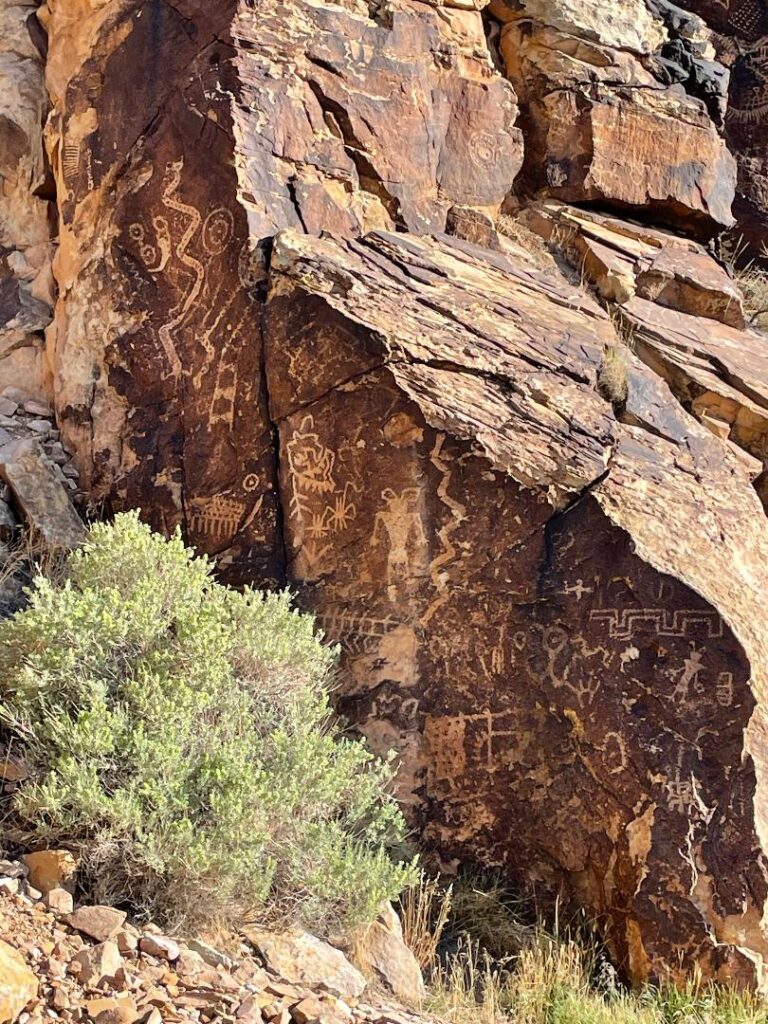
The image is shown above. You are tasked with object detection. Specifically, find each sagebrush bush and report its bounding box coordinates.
[0,512,416,933]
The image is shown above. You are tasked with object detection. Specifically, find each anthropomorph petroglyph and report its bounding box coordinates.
[372,487,429,597]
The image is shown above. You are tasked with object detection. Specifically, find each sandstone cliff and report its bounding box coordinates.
[3,0,768,994]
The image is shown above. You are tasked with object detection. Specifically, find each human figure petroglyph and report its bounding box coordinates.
[372,487,428,596]
[665,771,694,814]
[564,579,592,601]
[286,415,336,519]
[670,647,705,703]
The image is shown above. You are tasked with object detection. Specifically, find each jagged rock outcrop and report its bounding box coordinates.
[521,202,768,490]
[4,0,768,995]
[488,0,736,230]
[676,0,768,256]
[264,226,768,990]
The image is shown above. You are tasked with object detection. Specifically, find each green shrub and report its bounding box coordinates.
[0,512,416,933]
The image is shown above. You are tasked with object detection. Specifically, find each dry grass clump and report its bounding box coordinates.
[598,343,630,406]
[718,234,768,329]
[398,872,767,1024]
[496,215,557,272]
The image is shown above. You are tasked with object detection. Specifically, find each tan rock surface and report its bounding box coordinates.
[353,905,425,1007]
[22,850,78,896]
[0,0,54,404]
[492,0,735,229]
[0,937,37,1024]
[0,438,84,548]
[245,930,366,1001]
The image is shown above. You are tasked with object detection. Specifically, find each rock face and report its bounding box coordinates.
[489,0,736,230]
[42,0,282,584]
[6,0,768,996]
[676,0,768,255]
[0,0,54,402]
[231,0,522,240]
[265,227,768,989]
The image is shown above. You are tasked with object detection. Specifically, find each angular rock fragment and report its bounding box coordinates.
[0,438,84,549]
[264,228,768,990]
[0,939,36,1024]
[66,905,127,943]
[244,930,366,1001]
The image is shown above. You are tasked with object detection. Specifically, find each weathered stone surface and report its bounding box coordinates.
[265,228,768,990]
[521,202,745,325]
[44,0,522,584]
[21,849,78,895]
[245,930,366,1001]
[44,0,282,585]
[0,0,54,404]
[0,437,84,548]
[73,940,122,989]
[0,938,36,1024]
[353,904,424,1007]
[490,0,736,229]
[232,0,523,240]
[676,0,768,256]
[66,905,127,943]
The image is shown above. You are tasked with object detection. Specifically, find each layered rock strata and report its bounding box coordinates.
[5,0,768,995]
[488,0,736,231]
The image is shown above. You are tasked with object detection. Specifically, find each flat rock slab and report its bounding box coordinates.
[0,439,84,549]
[244,929,366,1001]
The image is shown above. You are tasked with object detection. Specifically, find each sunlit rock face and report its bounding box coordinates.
[20,0,768,995]
[489,0,736,232]
[675,0,768,257]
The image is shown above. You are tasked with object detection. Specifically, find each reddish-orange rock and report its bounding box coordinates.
[491,0,736,230]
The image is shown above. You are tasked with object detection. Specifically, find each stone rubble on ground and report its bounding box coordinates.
[0,858,429,1024]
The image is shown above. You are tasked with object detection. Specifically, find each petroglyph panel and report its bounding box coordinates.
[48,0,282,584]
[266,230,768,991]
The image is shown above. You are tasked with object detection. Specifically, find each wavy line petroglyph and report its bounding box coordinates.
[421,434,467,626]
[155,159,204,380]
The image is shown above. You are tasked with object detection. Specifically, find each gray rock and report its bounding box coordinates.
[27,419,51,435]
